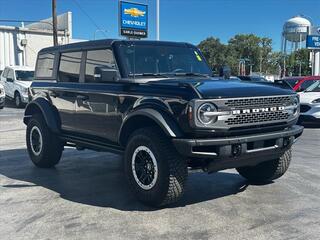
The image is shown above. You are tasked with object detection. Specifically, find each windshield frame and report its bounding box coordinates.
[112,41,212,80]
[15,70,34,81]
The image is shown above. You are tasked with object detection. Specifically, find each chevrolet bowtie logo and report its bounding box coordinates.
[232,106,285,115]
[124,8,146,17]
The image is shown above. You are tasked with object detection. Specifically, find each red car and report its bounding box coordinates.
[283,76,320,91]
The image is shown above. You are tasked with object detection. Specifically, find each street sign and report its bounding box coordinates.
[119,1,148,38]
[306,35,320,49]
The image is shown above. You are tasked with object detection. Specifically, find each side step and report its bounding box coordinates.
[60,134,124,155]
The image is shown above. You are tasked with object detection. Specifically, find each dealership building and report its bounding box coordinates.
[0,12,82,71]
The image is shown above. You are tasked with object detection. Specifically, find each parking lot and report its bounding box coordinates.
[0,102,320,240]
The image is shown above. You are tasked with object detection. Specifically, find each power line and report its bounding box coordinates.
[71,0,107,37]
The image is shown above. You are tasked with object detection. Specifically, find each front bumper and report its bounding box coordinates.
[172,125,303,172]
[299,104,320,122]
[21,94,29,103]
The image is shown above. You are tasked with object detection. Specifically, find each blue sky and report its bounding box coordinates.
[0,0,319,51]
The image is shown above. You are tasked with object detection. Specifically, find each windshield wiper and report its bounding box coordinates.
[128,73,169,78]
[173,72,210,78]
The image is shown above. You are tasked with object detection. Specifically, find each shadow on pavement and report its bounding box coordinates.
[299,122,320,128]
[0,148,250,211]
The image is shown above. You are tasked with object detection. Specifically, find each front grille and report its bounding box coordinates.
[225,96,292,109]
[223,96,294,126]
[225,112,290,125]
[300,104,311,113]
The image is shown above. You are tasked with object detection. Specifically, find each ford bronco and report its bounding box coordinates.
[24,39,303,207]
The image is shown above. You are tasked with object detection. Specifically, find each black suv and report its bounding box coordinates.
[24,39,303,207]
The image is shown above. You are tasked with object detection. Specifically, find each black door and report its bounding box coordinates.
[74,49,122,143]
[51,51,83,132]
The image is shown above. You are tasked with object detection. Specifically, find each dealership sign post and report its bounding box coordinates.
[119,1,148,38]
[306,35,320,49]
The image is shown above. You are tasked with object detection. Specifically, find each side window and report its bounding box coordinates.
[7,69,14,80]
[301,80,315,90]
[85,49,117,83]
[36,53,55,78]
[3,68,9,78]
[58,52,82,83]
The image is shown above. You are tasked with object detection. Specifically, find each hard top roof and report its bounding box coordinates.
[39,39,194,54]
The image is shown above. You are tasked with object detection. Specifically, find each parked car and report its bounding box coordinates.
[282,76,320,92]
[299,81,320,123]
[238,75,268,82]
[0,83,5,109]
[24,39,303,207]
[0,66,34,107]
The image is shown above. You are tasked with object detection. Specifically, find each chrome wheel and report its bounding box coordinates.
[131,146,158,190]
[30,126,43,156]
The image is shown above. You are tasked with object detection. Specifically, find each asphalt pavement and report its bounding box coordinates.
[0,101,320,240]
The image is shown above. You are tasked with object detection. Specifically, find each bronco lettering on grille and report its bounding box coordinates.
[232,106,285,115]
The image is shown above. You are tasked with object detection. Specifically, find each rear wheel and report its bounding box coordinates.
[236,149,292,183]
[124,127,188,207]
[26,114,63,168]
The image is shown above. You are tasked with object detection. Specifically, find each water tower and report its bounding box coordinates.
[282,15,311,54]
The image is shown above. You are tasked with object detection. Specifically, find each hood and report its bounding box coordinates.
[153,78,295,98]
[299,91,320,104]
[15,80,33,88]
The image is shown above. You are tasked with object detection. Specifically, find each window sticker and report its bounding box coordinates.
[194,51,202,61]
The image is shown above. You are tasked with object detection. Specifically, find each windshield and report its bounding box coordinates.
[15,70,34,81]
[305,81,320,92]
[284,78,300,87]
[117,44,212,78]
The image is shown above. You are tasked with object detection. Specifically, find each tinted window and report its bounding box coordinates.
[85,49,116,83]
[301,80,317,90]
[59,52,82,82]
[284,78,300,88]
[117,44,212,77]
[36,53,55,78]
[15,71,34,81]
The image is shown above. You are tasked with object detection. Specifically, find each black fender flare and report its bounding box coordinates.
[23,98,61,134]
[118,108,183,145]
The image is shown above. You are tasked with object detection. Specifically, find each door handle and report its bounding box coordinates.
[76,94,89,101]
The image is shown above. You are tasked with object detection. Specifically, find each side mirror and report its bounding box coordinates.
[7,77,14,82]
[94,67,117,82]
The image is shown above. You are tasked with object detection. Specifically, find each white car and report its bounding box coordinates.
[0,83,5,109]
[299,80,320,123]
[0,66,34,107]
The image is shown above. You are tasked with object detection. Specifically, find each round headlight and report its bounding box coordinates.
[197,103,217,125]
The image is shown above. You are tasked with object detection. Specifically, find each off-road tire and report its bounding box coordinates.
[124,127,188,207]
[236,149,292,183]
[26,114,63,168]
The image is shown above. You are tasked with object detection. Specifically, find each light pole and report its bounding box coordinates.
[156,0,160,40]
[52,0,58,46]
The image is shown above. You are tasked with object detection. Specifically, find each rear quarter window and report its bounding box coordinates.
[35,52,56,78]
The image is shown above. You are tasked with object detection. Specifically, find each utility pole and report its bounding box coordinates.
[52,0,58,46]
[156,0,160,40]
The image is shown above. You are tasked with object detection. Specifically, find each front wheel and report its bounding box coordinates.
[26,114,63,168]
[236,149,292,183]
[124,127,188,207]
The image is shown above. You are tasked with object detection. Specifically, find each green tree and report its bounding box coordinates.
[198,37,227,75]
